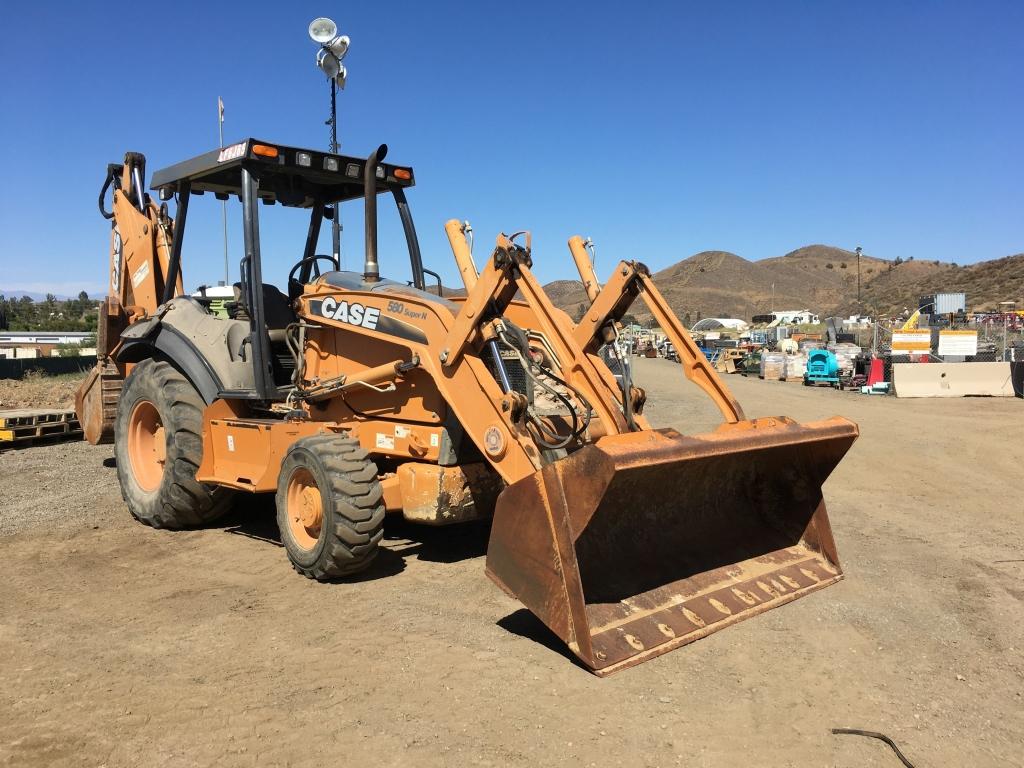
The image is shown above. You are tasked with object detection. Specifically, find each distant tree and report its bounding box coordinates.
[840,262,847,269]
[894,256,904,265]
[952,262,958,268]
[825,263,834,269]
[908,256,914,261]
[620,313,639,327]
[573,303,587,323]
[683,312,692,327]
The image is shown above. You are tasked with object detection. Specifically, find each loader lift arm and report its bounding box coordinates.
[440,234,629,437]
[567,236,744,423]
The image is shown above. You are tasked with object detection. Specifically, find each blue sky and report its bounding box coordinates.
[0,0,1021,297]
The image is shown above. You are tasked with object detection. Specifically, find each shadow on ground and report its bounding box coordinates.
[497,609,587,670]
[219,498,492,583]
[382,517,491,564]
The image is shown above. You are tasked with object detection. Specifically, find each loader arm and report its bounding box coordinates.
[567,238,744,423]
[441,235,629,437]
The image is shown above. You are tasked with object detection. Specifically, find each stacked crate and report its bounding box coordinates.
[760,352,786,381]
[784,353,808,381]
[828,343,862,374]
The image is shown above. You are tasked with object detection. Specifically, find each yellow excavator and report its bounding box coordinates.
[77,141,858,675]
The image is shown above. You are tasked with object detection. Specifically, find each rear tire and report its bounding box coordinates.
[276,435,385,580]
[115,359,234,529]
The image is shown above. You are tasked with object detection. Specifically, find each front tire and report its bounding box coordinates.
[276,435,385,580]
[115,359,234,528]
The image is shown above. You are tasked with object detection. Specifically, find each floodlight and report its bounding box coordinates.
[308,17,337,44]
[317,48,340,78]
[327,34,350,59]
[334,65,347,90]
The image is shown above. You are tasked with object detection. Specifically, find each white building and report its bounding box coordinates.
[0,331,94,345]
[690,318,749,333]
[770,310,819,325]
[0,331,95,359]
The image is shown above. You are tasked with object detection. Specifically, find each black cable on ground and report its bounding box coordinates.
[831,728,916,768]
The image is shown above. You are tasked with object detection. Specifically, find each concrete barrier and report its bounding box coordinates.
[893,362,1015,398]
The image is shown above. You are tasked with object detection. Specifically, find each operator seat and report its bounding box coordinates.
[231,282,296,341]
[230,282,297,387]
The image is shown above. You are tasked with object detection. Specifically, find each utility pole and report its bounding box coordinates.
[218,96,228,285]
[855,246,862,309]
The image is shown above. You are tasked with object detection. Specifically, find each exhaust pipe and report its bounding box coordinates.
[363,144,388,283]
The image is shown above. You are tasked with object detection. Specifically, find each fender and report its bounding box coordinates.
[116,324,223,404]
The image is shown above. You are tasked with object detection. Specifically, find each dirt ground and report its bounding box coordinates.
[0,371,85,410]
[1,358,1021,767]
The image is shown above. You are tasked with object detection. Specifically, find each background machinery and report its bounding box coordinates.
[78,139,859,675]
[804,349,841,387]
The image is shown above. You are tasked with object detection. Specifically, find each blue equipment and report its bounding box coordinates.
[804,349,840,387]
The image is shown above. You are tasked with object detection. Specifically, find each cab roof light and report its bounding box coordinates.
[251,144,279,158]
[393,168,412,180]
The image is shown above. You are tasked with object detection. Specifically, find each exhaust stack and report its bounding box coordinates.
[363,144,387,283]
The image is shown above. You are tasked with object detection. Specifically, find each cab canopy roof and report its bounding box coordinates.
[149,138,414,208]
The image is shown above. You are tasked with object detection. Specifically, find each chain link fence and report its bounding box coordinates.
[843,316,1024,382]
[848,318,1023,360]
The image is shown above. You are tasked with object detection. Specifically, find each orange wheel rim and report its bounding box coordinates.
[127,400,166,493]
[287,467,323,551]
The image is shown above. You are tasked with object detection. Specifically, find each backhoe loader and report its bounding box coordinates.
[78,140,858,675]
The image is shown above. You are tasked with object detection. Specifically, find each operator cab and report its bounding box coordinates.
[150,139,430,401]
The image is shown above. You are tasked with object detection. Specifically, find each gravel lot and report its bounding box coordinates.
[1,358,1022,767]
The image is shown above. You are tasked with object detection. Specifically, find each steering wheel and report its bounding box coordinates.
[288,254,338,299]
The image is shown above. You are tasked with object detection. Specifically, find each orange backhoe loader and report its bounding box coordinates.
[78,140,858,675]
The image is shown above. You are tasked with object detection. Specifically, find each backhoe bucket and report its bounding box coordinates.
[486,416,858,675]
[74,360,123,445]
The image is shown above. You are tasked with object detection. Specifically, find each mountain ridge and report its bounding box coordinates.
[544,246,1023,321]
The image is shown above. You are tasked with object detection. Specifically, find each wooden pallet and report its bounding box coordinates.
[0,409,83,448]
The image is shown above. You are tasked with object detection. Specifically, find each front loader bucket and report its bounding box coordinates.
[486,416,858,675]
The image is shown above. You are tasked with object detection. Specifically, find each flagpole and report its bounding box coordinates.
[218,97,228,285]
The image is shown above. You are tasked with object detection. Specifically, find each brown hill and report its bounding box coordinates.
[543,279,590,314]
[852,253,1024,316]
[542,246,1022,323]
[542,245,891,322]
